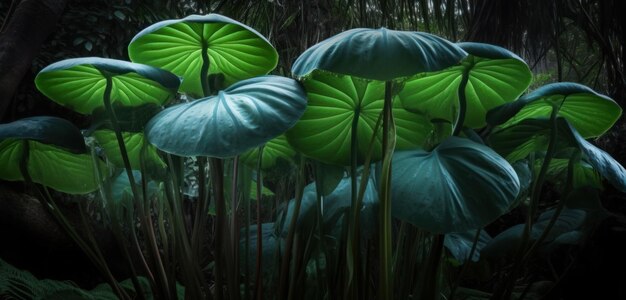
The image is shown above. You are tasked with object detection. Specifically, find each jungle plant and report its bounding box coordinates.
[1,11,625,300]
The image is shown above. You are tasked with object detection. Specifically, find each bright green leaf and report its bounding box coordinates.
[128,14,278,97]
[400,42,532,128]
[35,57,180,115]
[285,72,432,166]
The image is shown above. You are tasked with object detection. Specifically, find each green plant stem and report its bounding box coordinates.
[379,80,396,299]
[345,95,362,299]
[452,65,471,136]
[192,157,208,261]
[493,106,560,299]
[19,141,130,299]
[231,156,241,300]
[255,147,265,300]
[419,234,444,300]
[522,152,578,263]
[102,75,171,299]
[210,158,234,300]
[278,156,306,300]
[165,154,206,299]
[449,228,482,299]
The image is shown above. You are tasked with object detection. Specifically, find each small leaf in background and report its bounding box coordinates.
[114,10,126,20]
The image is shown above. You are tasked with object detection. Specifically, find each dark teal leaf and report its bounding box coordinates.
[486,82,621,138]
[278,172,378,237]
[444,229,492,264]
[240,223,282,276]
[292,28,466,81]
[35,57,180,115]
[146,75,306,157]
[482,208,586,258]
[0,116,86,153]
[129,14,278,97]
[388,137,520,233]
[570,122,626,192]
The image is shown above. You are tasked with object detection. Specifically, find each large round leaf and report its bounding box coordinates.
[487,82,621,138]
[399,42,532,128]
[285,72,432,166]
[35,57,180,115]
[0,117,103,194]
[292,28,466,81]
[146,75,306,157]
[128,14,278,97]
[388,137,520,233]
[240,135,295,170]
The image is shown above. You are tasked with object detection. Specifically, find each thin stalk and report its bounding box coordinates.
[522,152,578,263]
[419,234,445,300]
[19,141,129,299]
[493,105,560,299]
[452,64,471,136]
[91,146,148,298]
[102,75,171,299]
[231,156,241,300]
[345,97,362,299]
[379,80,396,299]
[191,157,208,261]
[277,156,306,300]
[255,147,265,300]
[449,228,482,299]
[210,158,229,300]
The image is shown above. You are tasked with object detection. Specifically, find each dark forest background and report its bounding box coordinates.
[1,0,626,298]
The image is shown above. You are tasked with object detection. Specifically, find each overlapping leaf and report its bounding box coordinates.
[146,75,306,157]
[400,42,531,128]
[286,72,432,165]
[487,82,621,138]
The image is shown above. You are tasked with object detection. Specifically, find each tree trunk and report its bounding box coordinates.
[0,0,67,121]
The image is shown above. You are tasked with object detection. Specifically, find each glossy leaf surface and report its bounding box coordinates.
[400,42,531,128]
[129,14,278,97]
[292,28,466,81]
[146,76,307,157]
[389,137,520,233]
[35,57,180,115]
[487,82,621,138]
[286,72,432,165]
